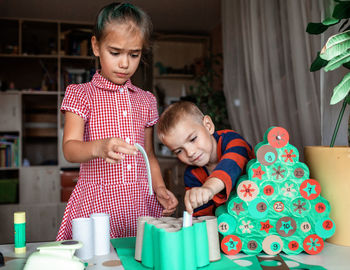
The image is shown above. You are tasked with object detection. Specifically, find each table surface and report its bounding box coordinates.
[1,241,350,270]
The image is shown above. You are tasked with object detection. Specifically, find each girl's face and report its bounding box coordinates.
[91,22,143,85]
[161,115,217,168]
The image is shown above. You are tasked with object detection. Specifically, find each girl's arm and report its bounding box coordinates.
[62,111,137,163]
[144,126,178,215]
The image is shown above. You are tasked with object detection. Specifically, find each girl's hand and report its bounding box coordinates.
[184,187,215,214]
[95,137,138,163]
[155,186,178,216]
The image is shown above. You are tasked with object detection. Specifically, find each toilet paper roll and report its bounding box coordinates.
[90,213,110,256]
[72,217,94,260]
[135,216,155,261]
[197,216,221,261]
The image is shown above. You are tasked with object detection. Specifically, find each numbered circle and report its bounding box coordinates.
[273,201,285,213]
[237,180,259,202]
[248,198,269,219]
[267,127,289,148]
[303,234,324,255]
[257,145,278,166]
[262,235,283,255]
[221,235,242,255]
[282,237,303,255]
[315,218,336,239]
[242,238,262,255]
[260,220,274,234]
[217,213,237,236]
[276,217,297,237]
[292,162,309,180]
[300,179,321,200]
[315,202,326,214]
[300,221,312,233]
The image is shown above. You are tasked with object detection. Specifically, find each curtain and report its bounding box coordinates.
[221,0,324,161]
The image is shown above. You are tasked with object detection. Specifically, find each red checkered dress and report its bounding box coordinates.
[56,72,163,240]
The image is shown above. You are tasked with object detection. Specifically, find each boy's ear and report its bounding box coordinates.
[203,115,215,134]
[91,36,100,57]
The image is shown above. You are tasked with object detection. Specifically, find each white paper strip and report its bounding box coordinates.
[72,217,94,260]
[90,213,110,256]
[182,211,192,227]
[135,143,153,195]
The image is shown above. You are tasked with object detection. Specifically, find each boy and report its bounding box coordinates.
[157,101,254,216]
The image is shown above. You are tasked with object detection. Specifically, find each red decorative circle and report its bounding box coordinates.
[299,179,321,200]
[303,234,324,255]
[315,202,326,213]
[264,185,274,196]
[221,235,242,255]
[288,240,299,251]
[322,220,334,230]
[267,127,289,148]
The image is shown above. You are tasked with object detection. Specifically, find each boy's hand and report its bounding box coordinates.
[155,186,178,216]
[95,138,138,163]
[184,187,215,214]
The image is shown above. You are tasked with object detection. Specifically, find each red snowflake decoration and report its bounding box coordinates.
[240,184,255,198]
[282,149,296,163]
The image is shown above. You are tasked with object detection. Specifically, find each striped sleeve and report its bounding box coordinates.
[210,130,254,204]
[184,167,215,216]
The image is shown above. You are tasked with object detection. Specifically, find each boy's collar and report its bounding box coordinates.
[91,71,139,92]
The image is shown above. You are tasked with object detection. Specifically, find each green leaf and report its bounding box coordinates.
[330,72,350,104]
[320,30,350,60]
[324,49,350,71]
[322,17,340,26]
[333,2,350,20]
[310,52,329,72]
[306,22,329,34]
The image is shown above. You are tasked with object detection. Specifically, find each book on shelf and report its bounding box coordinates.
[0,134,19,168]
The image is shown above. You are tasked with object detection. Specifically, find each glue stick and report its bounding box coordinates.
[14,211,26,254]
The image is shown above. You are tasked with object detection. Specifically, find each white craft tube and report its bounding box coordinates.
[182,211,192,227]
[72,217,94,260]
[90,213,110,256]
[135,216,155,261]
[198,216,221,261]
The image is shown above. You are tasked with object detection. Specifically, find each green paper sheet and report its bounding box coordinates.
[111,237,246,270]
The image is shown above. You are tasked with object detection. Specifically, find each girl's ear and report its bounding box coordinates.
[91,36,100,57]
[203,115,215,135]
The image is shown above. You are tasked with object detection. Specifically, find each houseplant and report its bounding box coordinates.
[305,0,350,246]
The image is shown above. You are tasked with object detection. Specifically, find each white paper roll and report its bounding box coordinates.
[72,217,94,260]
[135,216,154,261]
[90,213,110,256]
[198,216,221,261]
[183,211,192,227]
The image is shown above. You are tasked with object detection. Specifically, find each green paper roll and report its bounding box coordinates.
[282,236,303,255]
[227,197,248,218]
[315,217,336,239]
[263,126,276,143]
[276,144,299,164]
[182,226,196,270]
[279,180,299,199]
[248,198,269,220]
[217,213,237,236]
[290,162,310,181]
[215,204,227,217]
[141,222,154,268]
[259,181,279,202]
[242,237,263,255]
[158,228,183,270]
[266,162,289,181]
[248,161,268,181]
[236,217,258,235]
[246,158,257,171]
[193,222,210,267]
[309,196,331,220]
[291,197,311,218]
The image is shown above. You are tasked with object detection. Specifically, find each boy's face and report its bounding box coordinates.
[161,115,217,167]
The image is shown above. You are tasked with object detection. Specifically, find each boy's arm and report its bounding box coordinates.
[208,131,254,204]
[144,127,178,215]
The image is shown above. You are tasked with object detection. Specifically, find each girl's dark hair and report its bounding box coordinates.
[93,2,153,52]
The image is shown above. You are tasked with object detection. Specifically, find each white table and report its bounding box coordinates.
[1,241,350,269]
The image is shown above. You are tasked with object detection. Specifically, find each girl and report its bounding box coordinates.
[57,2,178,240]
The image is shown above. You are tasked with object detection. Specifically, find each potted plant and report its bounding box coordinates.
[305,0,350,246]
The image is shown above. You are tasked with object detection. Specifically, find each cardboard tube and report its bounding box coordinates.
[198,216,221,261]
[135,216,154,261]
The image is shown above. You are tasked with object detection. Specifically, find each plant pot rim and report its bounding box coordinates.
[304,146,349,149]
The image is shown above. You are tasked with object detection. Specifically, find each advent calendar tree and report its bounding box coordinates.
[215,127,335,256]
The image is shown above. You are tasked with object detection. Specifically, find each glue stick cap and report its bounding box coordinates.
[14,212,26,223]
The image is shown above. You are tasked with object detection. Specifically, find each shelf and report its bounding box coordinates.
[155,74,194,80]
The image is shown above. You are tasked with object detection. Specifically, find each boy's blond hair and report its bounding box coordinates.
[157,101,204,140]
